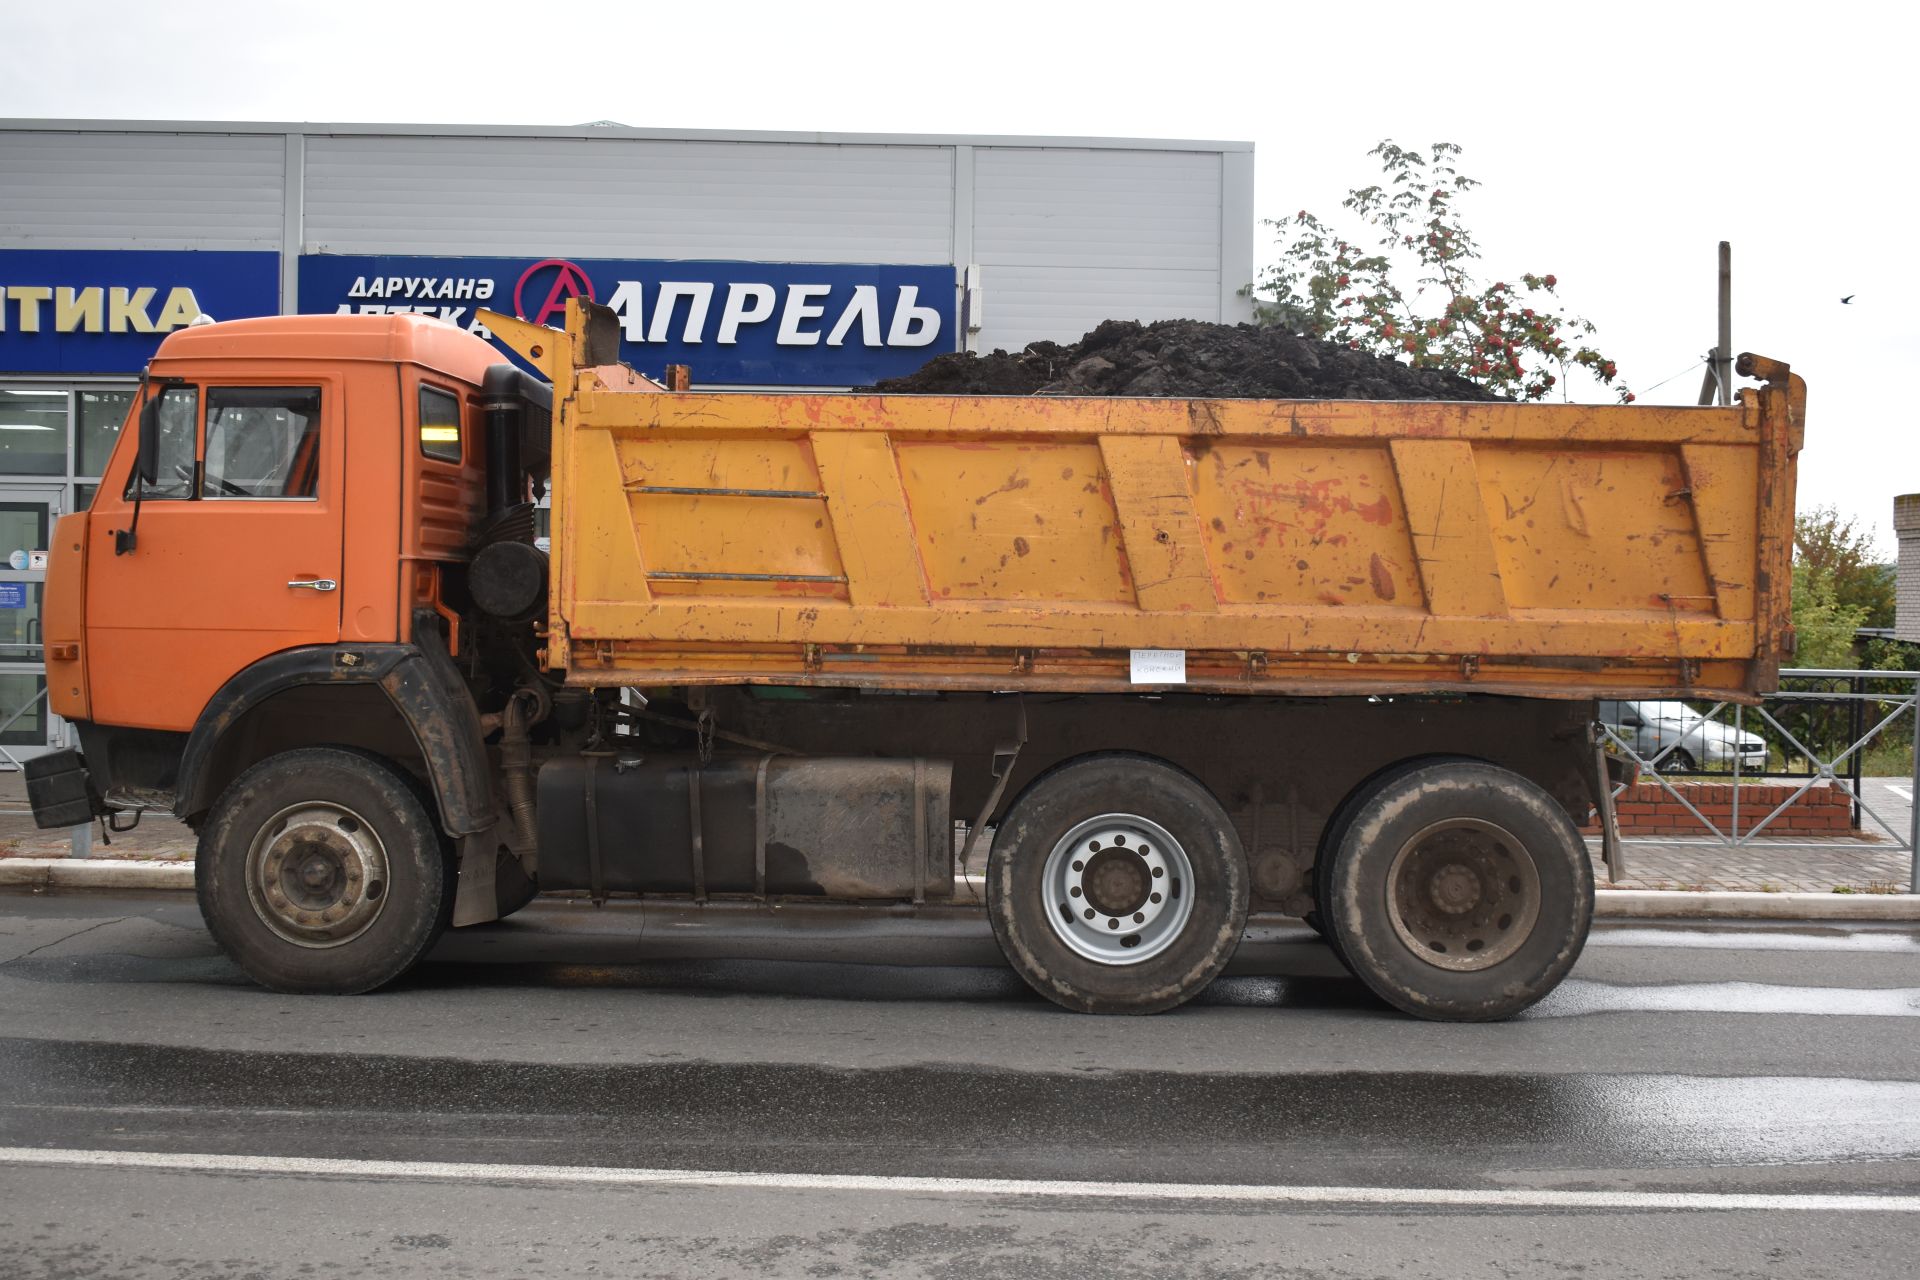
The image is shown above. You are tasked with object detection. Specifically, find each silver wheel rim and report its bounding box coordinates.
[1040,812,1195,966]
[1384,817,1540,971]
[244,801,391,948]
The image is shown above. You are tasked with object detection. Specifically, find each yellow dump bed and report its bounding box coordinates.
[500,305,1803,702]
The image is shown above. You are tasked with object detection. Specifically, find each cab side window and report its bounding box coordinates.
[419,386,462,463]
[202,387,322,499]
[121,385,199,500]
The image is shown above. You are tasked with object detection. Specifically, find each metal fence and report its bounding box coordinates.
[1597,667,1919,889]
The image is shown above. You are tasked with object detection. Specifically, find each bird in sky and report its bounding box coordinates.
[1841,294,1856,304]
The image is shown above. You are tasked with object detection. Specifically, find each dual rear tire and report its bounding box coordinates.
[1314,760,1593,1021]
[992,754,1591,1021]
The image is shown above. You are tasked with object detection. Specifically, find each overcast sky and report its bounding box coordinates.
[3,1,1910,551]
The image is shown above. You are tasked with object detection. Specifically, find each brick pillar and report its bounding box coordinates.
[1897,495,1920,643]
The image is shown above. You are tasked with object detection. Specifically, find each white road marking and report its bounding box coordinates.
[1529,980,1920,1018]
[1888,786,1912,801]
[0,1146,1915,1213]
[1588,927,1919,953]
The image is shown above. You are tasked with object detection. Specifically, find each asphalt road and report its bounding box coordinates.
[0,891,1916,1279]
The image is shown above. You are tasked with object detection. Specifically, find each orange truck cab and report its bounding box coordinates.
[31,315,553,947]
[21,303,1803,1022]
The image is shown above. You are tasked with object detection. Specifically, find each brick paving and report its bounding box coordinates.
[1,775,1912,894]
[1591,839,1911,894]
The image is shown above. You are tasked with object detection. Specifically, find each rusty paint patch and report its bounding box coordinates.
[1370,553,1397,601]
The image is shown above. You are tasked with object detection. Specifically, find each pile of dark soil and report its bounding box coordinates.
[870,318,1502,401]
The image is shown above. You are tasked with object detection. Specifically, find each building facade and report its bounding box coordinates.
[0,119,1256,758]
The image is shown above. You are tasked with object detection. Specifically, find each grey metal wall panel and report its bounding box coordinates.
[303,136,954,263]
[1,120,1256,365]
[1218,149,1257,324]
[977,265,1222,353]
[0,131,283,250]
[973,148,1223,271]
[972,147,1226,349]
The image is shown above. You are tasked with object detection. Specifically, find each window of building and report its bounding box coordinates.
[203,387,322,499]
[77,388,136,478]
[0,389,69,476]
[0,381,138,512]
[419,386,462,463]
[122,386,199,500]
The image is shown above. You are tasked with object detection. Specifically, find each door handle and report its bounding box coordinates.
[287,578,338,592]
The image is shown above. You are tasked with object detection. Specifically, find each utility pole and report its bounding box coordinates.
[1699,241,1733,405]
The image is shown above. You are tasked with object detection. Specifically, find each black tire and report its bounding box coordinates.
[1309,757,1461,966]
[1322,760,1592,1021]
[197,747,455,994]
[987,753,1248,1015]
[1657,748,1698,774]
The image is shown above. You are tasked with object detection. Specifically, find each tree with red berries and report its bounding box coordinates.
[1252,141,1632,403]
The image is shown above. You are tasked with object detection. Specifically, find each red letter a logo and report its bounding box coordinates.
[513,259,597,326]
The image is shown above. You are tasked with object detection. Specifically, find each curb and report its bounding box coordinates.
[0,858,194,892]
[3,861,1916,921]
[1592,889,1920,921]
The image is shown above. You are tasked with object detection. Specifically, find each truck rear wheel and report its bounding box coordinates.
[197,747,455,994]
[1322,760,1591,1021]
[987,754,1248,1015]
[1309,757,1467,962]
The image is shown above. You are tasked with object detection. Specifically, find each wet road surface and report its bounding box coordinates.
[0,891,1917,1278]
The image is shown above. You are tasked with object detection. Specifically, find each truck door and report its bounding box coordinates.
[84,380,344,732]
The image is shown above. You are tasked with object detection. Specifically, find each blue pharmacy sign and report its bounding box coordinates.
[0,250,282,373]
[297,254,957,386]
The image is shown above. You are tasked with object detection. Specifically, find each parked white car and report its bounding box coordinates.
[1597,700,1769,774]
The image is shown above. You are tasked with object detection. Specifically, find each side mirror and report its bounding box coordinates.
[135,395,161,487]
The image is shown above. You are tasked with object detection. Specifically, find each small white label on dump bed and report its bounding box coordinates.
[1130,649,1186,685]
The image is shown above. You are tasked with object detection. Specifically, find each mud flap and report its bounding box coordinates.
[453,829,503,927]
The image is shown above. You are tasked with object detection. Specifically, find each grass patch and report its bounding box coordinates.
[1861,740,1914,777]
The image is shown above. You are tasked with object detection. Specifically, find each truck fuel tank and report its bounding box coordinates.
[536,755,954,901]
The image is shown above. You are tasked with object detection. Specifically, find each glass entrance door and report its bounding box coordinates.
[0,486,63,764]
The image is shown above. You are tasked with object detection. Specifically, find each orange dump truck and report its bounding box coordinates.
[26,300,1803,1019]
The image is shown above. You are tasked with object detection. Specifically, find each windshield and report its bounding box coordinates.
[1636,701,1703,722]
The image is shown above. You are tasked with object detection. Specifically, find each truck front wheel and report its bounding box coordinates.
[1322,760,1592,1021]
[197,747,455,994]
[987,754,1248,1015]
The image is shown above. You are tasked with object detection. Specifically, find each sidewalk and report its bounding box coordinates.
[1594,837,1910,894]
[0,774,194,862]
[1,773,1912,894]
